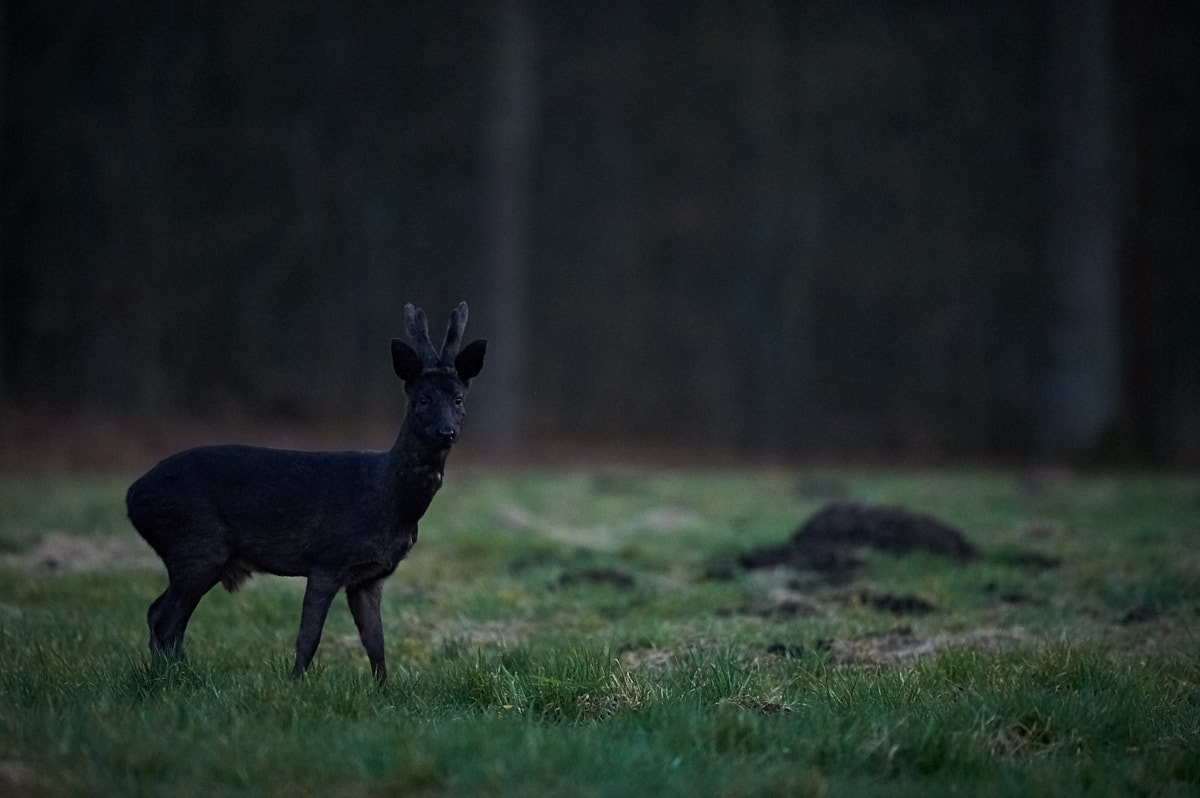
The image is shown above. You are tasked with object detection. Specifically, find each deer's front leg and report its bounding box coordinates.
[347,578,387,681]
[293,569,340,678]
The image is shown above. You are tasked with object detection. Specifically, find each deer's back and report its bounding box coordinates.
[127,445,394,574]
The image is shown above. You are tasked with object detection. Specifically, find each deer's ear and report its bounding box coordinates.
[455,339,487,381]
[392,339,424,382]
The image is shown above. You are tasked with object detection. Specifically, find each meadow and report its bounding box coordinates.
[1,467,1198,796]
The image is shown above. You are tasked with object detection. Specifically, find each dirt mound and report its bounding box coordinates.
[768,625,1031,666]
[739,500,977,575]
[820,626,1030,665]
[740,587,937,621]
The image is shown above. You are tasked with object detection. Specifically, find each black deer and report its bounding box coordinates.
[126,302,486,681]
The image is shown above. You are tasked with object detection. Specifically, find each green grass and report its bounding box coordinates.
[1,468,1198,796]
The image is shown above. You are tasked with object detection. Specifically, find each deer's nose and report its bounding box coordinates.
[438,427,458,445]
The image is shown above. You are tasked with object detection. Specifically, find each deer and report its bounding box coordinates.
[126,302,486,681]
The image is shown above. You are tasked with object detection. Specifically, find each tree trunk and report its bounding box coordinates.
[1037,0,1123,458]
[737,0,807,454]
[1117,0,1163,461]
[0,1,7,401]
[478,0,537,449]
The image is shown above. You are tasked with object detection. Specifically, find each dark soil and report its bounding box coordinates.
[738,590,825,620]
[990,549,1063,570]
[856,590,937,615]
[1118,604,1161,624]
[765,642,807,658]
[983,582,1047,606]
[557,567,636,589]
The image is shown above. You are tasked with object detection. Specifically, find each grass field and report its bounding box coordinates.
[1,467,1198,796]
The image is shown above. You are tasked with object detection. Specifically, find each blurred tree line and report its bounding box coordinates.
[1,0,1197,463]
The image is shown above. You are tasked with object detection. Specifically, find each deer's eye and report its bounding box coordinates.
[418,395,431,406]
[454,395,464,406]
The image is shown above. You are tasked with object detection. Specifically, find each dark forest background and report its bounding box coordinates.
[1,1,1197,465]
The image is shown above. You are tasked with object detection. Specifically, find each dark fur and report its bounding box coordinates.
[126,302,486,681]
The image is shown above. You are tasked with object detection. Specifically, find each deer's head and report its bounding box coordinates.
[391,302,487,450]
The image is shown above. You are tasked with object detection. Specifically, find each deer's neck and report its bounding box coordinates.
[387,424,449,524]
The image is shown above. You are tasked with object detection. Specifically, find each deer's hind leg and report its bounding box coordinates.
[148,585,195,658]
[147,526,230,660]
